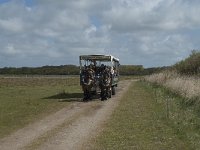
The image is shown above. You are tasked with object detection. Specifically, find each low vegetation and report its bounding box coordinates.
[145,71,200,100]
[0,77,81,138]
[94,81,192,149]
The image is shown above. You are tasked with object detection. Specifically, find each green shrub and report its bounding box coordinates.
[174,50,200,75]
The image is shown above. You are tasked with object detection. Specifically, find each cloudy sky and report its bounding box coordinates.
[0,0,200,68]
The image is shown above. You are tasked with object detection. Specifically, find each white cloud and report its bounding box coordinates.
[103,0,200,32]
[85,25,97,39]
[0,18,23,32]
[4,44,19,55]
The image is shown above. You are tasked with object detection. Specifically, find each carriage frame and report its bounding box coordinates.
[79,55,120,99]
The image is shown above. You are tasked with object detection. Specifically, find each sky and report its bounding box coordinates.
[0,0,200,68]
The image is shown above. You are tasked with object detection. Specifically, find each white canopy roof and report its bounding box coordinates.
[80,55,119,62]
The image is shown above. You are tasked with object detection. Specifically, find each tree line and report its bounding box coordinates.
[0,65,79,75]
[0,64,169,76]
[119,65,169,75]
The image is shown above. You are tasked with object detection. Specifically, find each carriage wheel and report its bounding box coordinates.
[108,88,112,98]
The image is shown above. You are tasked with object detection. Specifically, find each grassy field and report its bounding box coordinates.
[94,81,195,149]
[0,77,82,138]
[3,75,200,149]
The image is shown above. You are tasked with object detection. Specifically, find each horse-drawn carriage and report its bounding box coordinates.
[79,55,120,101]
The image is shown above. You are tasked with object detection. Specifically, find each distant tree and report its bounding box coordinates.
[0,65,79,75]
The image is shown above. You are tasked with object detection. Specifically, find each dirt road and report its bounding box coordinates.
[0,80,132,150]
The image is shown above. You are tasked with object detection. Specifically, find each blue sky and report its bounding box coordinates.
[0,0,199,67]
[24,0,34,7]
[0,0,10,4]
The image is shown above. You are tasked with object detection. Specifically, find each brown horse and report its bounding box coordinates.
[100,66,112,100]
[81,68,95,101]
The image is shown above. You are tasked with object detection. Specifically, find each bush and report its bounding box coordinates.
[174,50,200,75]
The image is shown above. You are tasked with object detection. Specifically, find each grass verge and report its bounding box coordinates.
[94,81,192,150]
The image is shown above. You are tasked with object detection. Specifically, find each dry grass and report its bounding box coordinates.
[145,71,200,101]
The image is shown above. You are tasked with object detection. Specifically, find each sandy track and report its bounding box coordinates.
[0,80,132,150]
